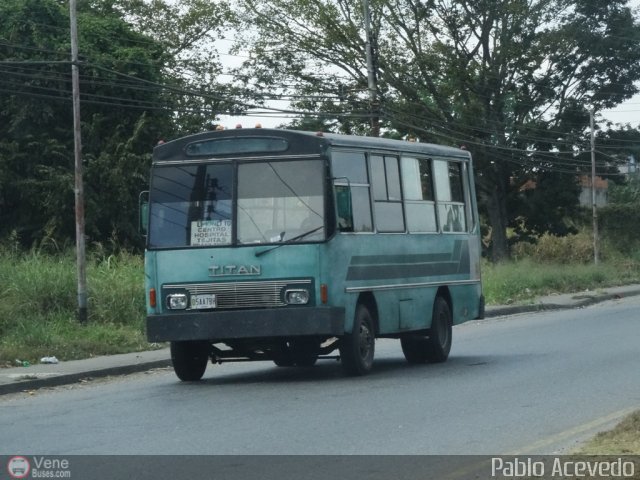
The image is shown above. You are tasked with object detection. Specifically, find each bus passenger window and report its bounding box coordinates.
[332,151,373,233]
[334,184,373,233]
[449,162,465,203]
[385,156,402,201]
[370,155,405,232]
[401,157,437,232]
[370,156,387,201]
[351,187,374,232]
[335,185,354,231]
[441,204,465,232]
[331,151,368,183]
[433,160,467,232]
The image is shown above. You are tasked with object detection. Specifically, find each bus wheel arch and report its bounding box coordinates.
[401,288,453,364]
[340,294,377,376]
[435,286,453,319]
[356,291,379,335]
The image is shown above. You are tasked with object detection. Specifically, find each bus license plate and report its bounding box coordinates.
[191,294,216,309]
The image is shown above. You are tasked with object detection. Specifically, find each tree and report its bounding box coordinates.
[0,0,172,248]
[105,0,240,135]
[510,171,582,244]
[234,0,640,260]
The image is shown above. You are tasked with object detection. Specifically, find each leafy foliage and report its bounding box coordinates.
[2,0,640,257]
[609,177,640,204]
[105,0,239,134]
[0,0,236,250]
[510,171,582,242]
[0,0,167,248]
[599,203,640,253]
[234,0,640,260]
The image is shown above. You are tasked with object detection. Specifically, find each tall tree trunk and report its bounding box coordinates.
[484,166,510,262]
[486,187,509,262]
[475,151,511,262]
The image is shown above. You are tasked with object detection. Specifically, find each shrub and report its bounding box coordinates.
[512,231,594,264]
[599,204,640,253]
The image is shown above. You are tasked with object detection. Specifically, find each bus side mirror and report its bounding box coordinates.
[334,183,354,232]
[139,191,149,236]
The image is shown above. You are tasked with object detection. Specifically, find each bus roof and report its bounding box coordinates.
[153,128,471,163]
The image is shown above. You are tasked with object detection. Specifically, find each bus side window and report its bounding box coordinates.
[331,151,373,233]
[401,157,437,232]
[370,155,405,232]
[334,184,354,232]
[433,159,467,232]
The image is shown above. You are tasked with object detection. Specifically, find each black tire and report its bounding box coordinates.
[170,340,210,381]
[340,304,375,376]
[425,296,452,363]
[273,356,296,367]
[273,339,320,367]
[400,336,429,364]
[400,296,452,364]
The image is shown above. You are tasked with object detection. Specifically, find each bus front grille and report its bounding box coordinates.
[163,279,312,310]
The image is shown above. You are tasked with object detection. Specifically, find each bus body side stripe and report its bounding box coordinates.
[345,239,470,281]
[345,279,481,293]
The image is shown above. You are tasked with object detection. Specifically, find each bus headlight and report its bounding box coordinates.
[285,289,310,305]
[167,293,188,310]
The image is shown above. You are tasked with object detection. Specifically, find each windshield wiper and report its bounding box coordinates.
[255,226,324,257]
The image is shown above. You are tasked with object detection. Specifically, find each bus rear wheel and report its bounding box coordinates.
[401,296,452,364]
[340,304,375,376]
[170,340,210,381]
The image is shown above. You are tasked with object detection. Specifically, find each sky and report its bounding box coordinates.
[602,97,640,127]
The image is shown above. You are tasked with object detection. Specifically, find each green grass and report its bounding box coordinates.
[575,411,640,455]
[482,258,640,305]
[0,249,150,365]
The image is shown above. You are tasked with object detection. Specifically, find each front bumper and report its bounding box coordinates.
[147,306,345,342]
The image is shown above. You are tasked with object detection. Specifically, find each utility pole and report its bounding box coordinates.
[362,0,379,137]
[590,108,599,265]
[70,0,88,323]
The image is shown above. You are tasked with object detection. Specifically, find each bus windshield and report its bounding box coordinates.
[148,159,326,248]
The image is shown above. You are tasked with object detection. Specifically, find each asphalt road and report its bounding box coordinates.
[1,297,639,456]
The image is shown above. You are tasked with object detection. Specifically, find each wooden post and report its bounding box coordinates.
[70,0,88,323]
[362,0,379,137]
[590,109,599,265]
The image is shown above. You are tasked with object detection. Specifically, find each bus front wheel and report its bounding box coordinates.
[170,340,210,381]
[340,304,375,376]
[401,296,452,364]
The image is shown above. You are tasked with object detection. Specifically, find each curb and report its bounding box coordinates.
[485,289,640,318]
[0,359,172,396]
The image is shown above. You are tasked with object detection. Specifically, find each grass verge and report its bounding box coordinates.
[482,258,640,305]
[0,250,150,366]
[575,411,640,455]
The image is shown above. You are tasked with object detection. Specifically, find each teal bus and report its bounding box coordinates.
[143,128,484,380]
